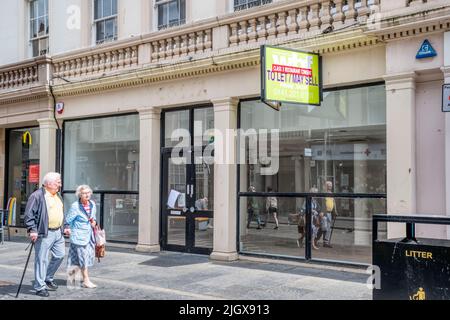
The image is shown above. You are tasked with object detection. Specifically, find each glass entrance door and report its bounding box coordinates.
[161,149,214,254]
[161,107,214,254]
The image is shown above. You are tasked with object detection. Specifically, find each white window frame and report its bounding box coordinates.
[93,0,118,45]
[29,0,49,57]
[232,0,273,12]
[155,0,186,31]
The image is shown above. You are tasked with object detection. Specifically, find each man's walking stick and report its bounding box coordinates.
[16,241,34,298]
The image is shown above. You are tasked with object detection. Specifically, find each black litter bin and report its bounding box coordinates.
[373,214,450,300]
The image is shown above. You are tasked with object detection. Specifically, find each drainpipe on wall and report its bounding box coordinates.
[49,85,62,174]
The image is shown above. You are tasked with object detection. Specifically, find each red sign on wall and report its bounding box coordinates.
[29,165,40,183]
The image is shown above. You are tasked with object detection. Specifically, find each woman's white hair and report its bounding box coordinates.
[76,185,93,199]
[42,172,61,186]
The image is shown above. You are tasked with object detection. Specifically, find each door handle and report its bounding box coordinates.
[187,184,194,197]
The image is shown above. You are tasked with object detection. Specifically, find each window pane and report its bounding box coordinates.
[38,0,45,17]
[37,16,46,36]
[103,194,139,242]
[30,1,36,19]
[158,3,166,28]
[96,21,105,43]
[169,0,179,24]
[180,0,186,22]
[63,115,140,191]
[103,0,112,18]
[238,85,387,264]
[310,197,387,264]
[31,19,38,38]
[94,0,102,19]
[194,108,214,146]
[164,110,189,147]
[234,0,272,11]
[32,39,39,57]
[238,195,386,263]
[239,85,387,194]
[105,18,114,40]
[39,37,48,55]
[112,0,117,15]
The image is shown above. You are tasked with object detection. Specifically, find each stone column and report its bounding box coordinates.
[210,97,239,261]
[383,72,416,239]
[136,107,161,253]
[38,118,58,181]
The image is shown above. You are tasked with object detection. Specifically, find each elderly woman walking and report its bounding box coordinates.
[65,185,97,288]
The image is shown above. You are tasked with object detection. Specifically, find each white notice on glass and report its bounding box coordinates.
[167,189,180,208]
[178,193,186,208]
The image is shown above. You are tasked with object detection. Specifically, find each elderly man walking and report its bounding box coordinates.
[24,172,69,297]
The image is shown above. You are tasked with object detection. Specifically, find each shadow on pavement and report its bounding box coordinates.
[139,253,208,267]
[210,260,368,283]
[0,283,35,299]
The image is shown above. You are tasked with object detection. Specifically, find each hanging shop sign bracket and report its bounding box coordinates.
[260,45,323,111]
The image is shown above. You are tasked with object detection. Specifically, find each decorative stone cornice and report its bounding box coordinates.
[211,97,240,112]
[1,31,381,105]
[50,50,261,98]
[0,86,50,106]
[383,72,417,90]
[138,107,162,120]
[50,31,380,99]
[5,0,450,105]
[442,66,450,78]
[37,118,58,129]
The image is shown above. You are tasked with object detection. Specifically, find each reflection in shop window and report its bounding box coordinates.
[238,84,387,264]
[64,114,139,191]
[239,84,386,195]
[7,128,40,227]
[104,194,139,243]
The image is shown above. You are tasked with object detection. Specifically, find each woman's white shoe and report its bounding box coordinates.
[82,282,97,289]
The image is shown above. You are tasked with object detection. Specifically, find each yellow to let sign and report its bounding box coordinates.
[261,45,322,107]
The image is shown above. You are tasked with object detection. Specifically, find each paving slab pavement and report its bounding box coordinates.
[0,241,372,300]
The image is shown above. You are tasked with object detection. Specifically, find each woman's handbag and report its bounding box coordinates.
[93,225,106,262]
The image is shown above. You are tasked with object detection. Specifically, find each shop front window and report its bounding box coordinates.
[238,84,387,264]
[63,114,139,243]
[6,128,40,227]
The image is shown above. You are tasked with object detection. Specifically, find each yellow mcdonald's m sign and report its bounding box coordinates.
[22,131,32,145]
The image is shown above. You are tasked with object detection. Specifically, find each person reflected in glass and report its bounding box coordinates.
[66,185,98,289]
[316,181,338,248]
[297,187,320,249]
[265,187,279,230]
[195,196,212,229]
[195,196,208,211]
[247,186,262,230]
